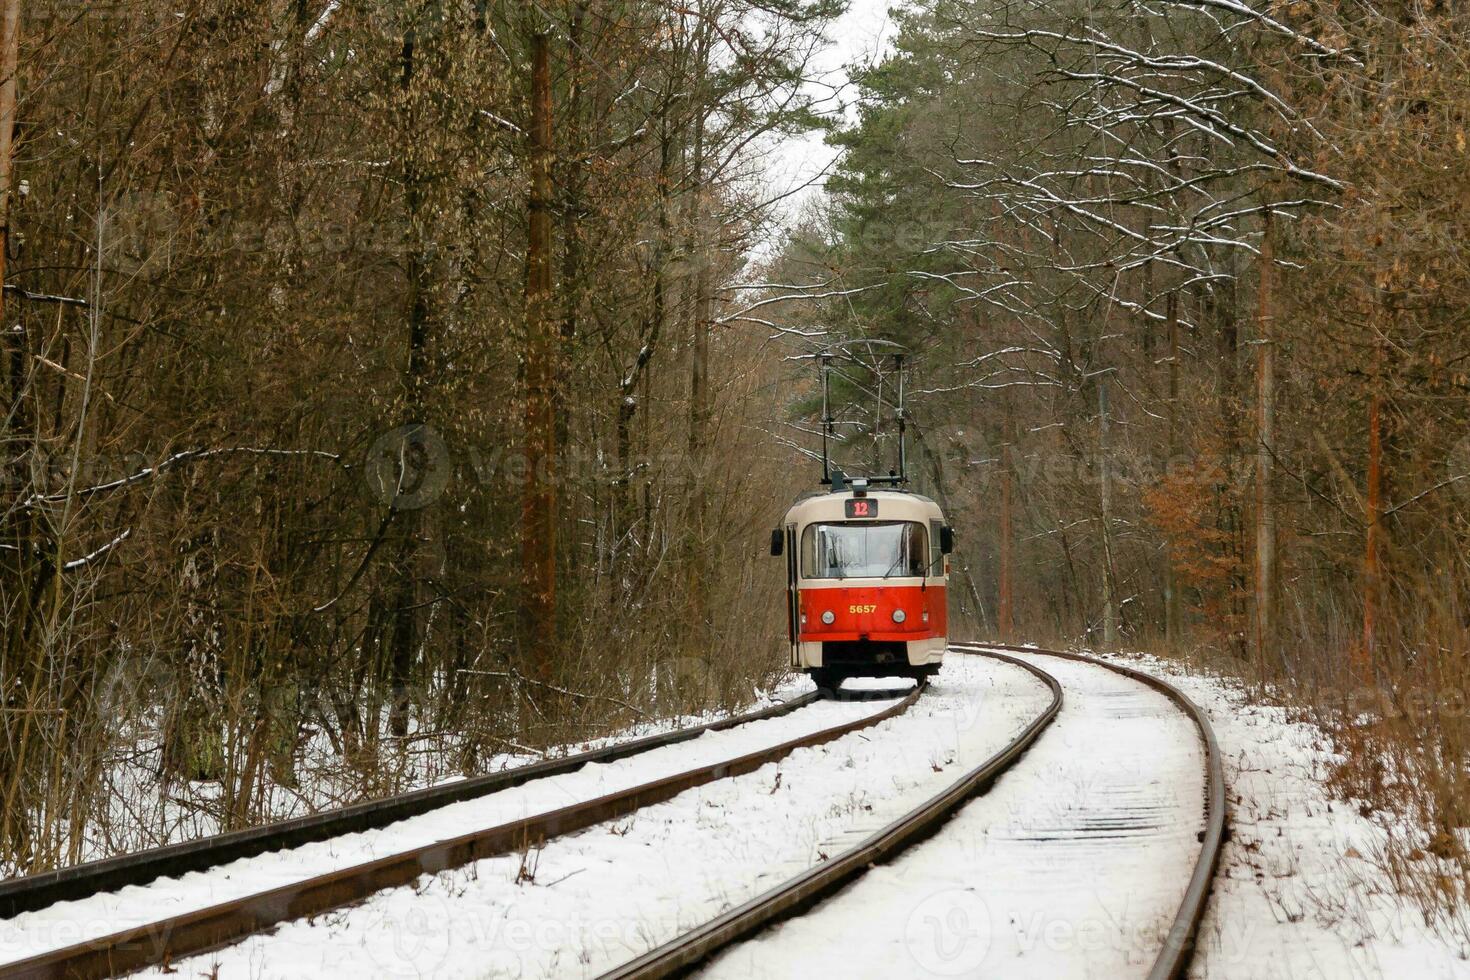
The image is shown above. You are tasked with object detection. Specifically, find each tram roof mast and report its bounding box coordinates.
[816,345,909,491]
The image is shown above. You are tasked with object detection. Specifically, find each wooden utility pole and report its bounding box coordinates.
[520,33,557,683]
[1253,208,1276,672]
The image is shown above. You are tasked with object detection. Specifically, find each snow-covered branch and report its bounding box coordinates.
[20,447,346,510]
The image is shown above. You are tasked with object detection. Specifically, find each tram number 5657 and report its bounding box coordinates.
[848,604,877,614]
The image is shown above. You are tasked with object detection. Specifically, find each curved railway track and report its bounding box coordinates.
[605,643,1224,980]
[0,687,914,980]
[2,644,1224,980]
[974,643,1227,980]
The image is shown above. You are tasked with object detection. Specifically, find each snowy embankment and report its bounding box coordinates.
[129,655,1050,979]
[82,678,814,865]
[0,688,895,968]
[1094,651,1470,980]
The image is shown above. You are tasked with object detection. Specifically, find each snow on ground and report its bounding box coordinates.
[702,650,1204,979]
[15,646,1457,979]
[127,655,1050,979]
[0,684,887,967]
[1083,650,1470,980]
[73,674,813,866]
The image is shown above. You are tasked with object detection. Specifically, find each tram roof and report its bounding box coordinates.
[781,488,944,524]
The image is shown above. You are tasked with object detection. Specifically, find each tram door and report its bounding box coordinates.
[785,523,799,666]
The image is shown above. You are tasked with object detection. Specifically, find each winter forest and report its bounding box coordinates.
[3,0,1469,938]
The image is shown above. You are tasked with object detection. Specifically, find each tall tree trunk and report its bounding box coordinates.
[998,397,1014,641]
[614,122,672,573]
[685,24,714,658]
[0,0,34,869]
[1253,209,1276,674]
[519,33,557,691]
[1211,268,1247,659]
[1362,328,1386,680]
[0,0,16,322]
[388,27,430,740]
[1165,289,1181,647]
[556,1,586,457]
[1099,376,1117,648]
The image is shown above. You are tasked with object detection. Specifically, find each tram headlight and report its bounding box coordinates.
[891,609,907,624]
[821,610,835,625]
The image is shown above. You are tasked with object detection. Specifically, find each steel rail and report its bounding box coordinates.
[0,686,922,980]
[601,648,1064,980]
[604,643,1225,980]
[0,691,824,920]
[956,642,1226,980]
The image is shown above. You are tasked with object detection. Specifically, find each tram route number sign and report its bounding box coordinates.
[844,498,878,519]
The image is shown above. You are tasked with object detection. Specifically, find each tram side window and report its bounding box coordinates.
[800,521,928,579]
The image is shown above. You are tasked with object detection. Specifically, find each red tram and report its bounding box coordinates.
[772,481,952,690]
[770,350,953,692]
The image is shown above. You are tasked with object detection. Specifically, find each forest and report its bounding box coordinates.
[2,0,1467,923]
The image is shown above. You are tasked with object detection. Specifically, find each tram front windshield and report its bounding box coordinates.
[800,521,928,579]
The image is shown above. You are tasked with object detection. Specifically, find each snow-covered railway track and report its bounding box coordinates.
[614,643,1223,980]
[674,644,1225,980]
[974,644,1227,980]
[601,647,1065,979]
[0,688,915,979]
[0,692,828,923]
[2,647,1223,980]
[114,652,1052,979]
